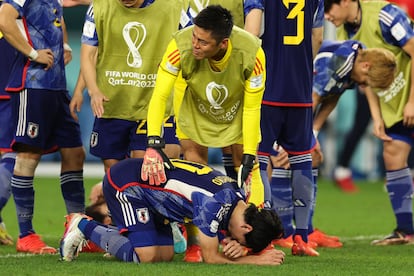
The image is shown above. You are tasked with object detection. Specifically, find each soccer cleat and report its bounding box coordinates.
[371,230,414,246]
[313,228,340,241]
[273,235,318,249]
[334,176,359,193]
[60,213,88,261]
[16,233,57,254]
[291,235,319,257]
[0,222,13,245]
[81,240,104,253]
[171,222,187,254]
[272,235,293,248]
[183,244,203,263]
[308,229,343,248]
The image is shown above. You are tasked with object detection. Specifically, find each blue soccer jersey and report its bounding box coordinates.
[103,158,246,237]
[261,0,319,106]
[179,0,265,29]
[0,32,16,100]
[313,40,364,97]
[313,0,324,28]
[4,0,66,91]
[344,3,414,45]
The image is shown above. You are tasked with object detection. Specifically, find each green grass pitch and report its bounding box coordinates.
[0,176,413,275]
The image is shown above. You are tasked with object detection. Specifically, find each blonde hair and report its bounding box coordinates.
[359,48,397,89]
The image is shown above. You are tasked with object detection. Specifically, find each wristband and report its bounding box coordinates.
[28,48,38,61]
[241,154,255,168]
[63,43,72,52]
[313,129,319,138]
[147,136,165,149]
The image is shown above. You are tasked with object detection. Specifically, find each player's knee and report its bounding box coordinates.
[134,247,167,263]
[14,156,39,176]
[61,146,85,168]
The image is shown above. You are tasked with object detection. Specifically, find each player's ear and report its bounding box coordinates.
[220,38,229,49]
[362,61,370,71]
[242,223,253,234]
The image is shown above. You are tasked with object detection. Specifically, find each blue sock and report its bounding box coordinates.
[222,153,237,180]
[79,219,139,263]
[60,171,85,214]
[308,168,318,234]
[290,154,313,242]
[258,155,271,208]
[11,175,35,237]
[260,169,272,209]
[386,168,414,234]
[270,168,294,238]
[0,153,16,221]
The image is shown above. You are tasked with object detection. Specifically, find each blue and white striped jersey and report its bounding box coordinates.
[105,158,246,237]
[313,40,364,97]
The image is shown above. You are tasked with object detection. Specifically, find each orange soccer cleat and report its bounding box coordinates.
[308,229,343,248]
[16,233,57,254]
[291,235,319,257]
[184,244,203,263]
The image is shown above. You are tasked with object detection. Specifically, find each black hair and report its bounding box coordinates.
[324,0,358,12]
[193,5,233,44]
[244,204,284,253]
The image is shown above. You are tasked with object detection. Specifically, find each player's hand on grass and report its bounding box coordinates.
[256,248,285,265]
[221,238,248,259]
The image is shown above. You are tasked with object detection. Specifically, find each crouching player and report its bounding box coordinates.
[60,158,285,265]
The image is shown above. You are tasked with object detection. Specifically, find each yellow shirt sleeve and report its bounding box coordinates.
[147,39,181,136]
[243,47,266,155]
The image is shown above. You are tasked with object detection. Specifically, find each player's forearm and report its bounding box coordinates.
[313,94,340,131]
[363,86,382,123]
[80,44,100,95]
[0,5,35,59]
[244,9,263,37]
[147,68,176,136]
[242,107,261,155]
[73,71,87,97]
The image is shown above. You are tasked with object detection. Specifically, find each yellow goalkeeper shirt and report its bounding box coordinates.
[147,26,265,155]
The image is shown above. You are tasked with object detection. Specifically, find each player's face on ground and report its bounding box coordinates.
[228,228,247,246]
[192,26,224,60]
[119,0,142,8]
[324,2,348,27]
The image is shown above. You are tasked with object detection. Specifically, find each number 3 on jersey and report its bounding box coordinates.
[283,0,304,45]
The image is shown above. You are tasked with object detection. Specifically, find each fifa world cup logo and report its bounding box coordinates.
[123,22,147,68]
[206,82,228,115]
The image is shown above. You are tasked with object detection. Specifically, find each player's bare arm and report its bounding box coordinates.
[81,43,109,118]
[401,37,414,127]
[0,3,54,69]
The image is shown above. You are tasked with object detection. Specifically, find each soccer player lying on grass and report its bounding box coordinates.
[60,158,285,265]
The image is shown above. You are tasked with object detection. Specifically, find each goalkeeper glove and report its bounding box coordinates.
[237,154,255,197]
[141,136,174,185]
